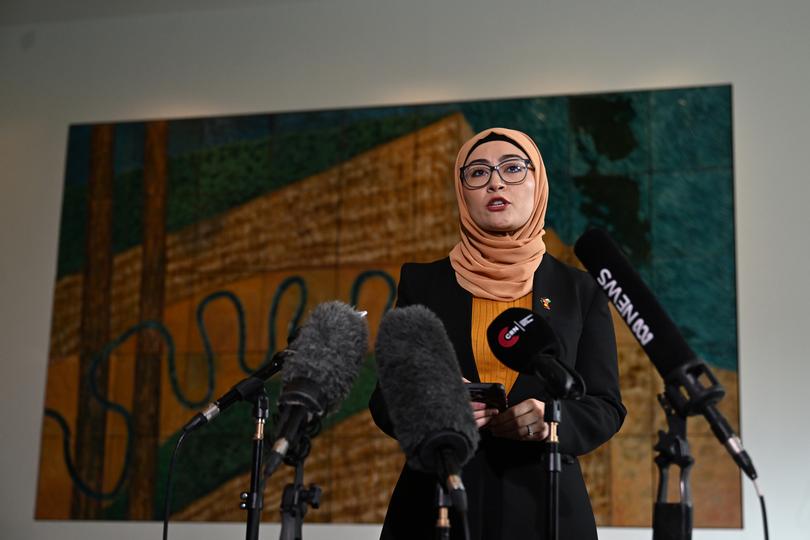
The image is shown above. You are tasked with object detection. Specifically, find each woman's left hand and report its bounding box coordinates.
[487,399,549,441]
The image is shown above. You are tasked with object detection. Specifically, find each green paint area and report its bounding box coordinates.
[568,93,652,268]
[573,173,651,265]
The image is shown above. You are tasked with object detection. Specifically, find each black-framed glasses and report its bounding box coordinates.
[459,158,534,189]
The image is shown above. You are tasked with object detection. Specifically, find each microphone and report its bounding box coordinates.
[182,349,291,433]
[374,305,479,510]
[264,301,369,475]
[486,308,585,400]
[573,228,757,480]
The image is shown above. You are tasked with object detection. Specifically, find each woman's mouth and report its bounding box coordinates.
[486,198,510,212]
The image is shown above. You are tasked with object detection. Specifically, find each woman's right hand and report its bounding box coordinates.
[463,377,499,428]
[471,400,499,428]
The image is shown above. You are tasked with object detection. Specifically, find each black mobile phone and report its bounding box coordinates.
[466,382,508,411]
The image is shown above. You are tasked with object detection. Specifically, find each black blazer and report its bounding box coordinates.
[369,255,626,540]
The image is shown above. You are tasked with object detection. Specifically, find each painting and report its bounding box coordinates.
[37,85,740,527]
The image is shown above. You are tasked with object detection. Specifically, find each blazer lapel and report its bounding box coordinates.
[509,257,553,403]
[435,260,479,382]
[531,256,553,323]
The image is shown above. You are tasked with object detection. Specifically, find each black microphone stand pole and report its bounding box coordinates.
[535,365,584,540]
[241,391,270,540]
[651,359,727,540]
[278,434,321,540]
[652,393,694,540]
[434,483,452,540]
[544,399,563,540]
[536,363,584,540]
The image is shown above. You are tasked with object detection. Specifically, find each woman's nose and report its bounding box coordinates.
[486,174,506,191]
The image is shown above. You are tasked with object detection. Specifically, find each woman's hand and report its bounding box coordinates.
[471,400,499,429]
[463,377,499,429]
[487,398,549,441]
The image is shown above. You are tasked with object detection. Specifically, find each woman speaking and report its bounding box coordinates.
[370,127,625,540]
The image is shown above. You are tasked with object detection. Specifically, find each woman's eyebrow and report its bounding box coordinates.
[466,154,526,165]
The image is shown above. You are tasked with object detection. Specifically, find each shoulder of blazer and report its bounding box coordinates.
[401,257,452,279]
[541,253,595,285]
[399,257,453,300]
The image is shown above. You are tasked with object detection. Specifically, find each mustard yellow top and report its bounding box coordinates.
[471,292,533,394]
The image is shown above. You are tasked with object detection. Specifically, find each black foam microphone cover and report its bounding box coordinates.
[264,301,369,477]
[487,307,585,400]
[282,300,369,413]
[375,305,479,474]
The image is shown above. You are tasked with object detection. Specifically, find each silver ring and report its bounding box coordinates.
[527,424,534,437]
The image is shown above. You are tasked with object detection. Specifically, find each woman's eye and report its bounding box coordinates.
[470,168,487,177]
[505,164,524,173]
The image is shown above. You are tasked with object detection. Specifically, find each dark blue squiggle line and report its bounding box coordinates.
[196,290,245,378]
[42,320,176,500]
[46,271,389,499]
[349,270,397,313]
[266,276,307,366]
[104,320,205,409]
[43,407,127,500]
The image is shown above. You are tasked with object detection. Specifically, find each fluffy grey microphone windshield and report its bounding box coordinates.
[375,305,479,471]
[284,301,369,412]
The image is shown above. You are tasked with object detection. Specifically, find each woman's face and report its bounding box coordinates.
[461,140,537,234]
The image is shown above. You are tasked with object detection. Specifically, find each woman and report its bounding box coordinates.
[369,127,625,540]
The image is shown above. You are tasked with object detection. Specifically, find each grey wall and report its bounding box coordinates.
[2,1,809,538]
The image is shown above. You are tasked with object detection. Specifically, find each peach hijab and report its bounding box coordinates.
[449,127,549,301]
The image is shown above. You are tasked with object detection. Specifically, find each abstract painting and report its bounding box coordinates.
[37,85,740,527]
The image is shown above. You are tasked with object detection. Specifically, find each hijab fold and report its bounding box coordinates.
[449,128,549,301]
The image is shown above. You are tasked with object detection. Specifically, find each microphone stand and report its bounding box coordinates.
[651,359,727,540]
[434,483,452,540]
[533,370,583,540]
[424,439,469,540]
[543,399,563,540]
[653,393,694,540]
[241,391,270,540]
[278,433,321,540]
[534,359,584,540]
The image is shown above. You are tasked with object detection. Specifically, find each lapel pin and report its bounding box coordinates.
[540,297,552,311]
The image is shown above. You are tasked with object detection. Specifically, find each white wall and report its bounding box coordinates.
[2,1,809,538]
